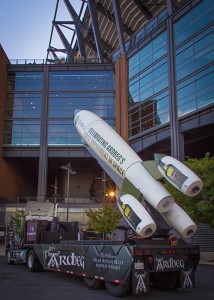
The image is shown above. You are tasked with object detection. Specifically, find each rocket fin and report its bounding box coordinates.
[142,160,163,181]
[85,144,123,189]
[122,177,142,201]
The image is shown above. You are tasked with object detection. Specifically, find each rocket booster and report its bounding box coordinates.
[155,154,203,197]
[118,194,156,238]
[74,110,174,213]
[161,203,197,238]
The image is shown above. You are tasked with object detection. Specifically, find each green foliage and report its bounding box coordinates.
[163,153,214,226]
[86,203,122,238]
[11,209,26,234]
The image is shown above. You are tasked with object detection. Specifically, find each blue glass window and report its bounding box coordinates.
[48,70,115,145]
[128,91,169,137]
[174,0,214,47]
[128,32,168,137]
[3,120,40,145]
[48,120,81,145]
[139,58,168,101]
[5,93,41,118]
[176,65,214,116]
[48,119,114,146]
[175,26,214,81]
[4,72,42,146]
[48,92,114,119]
[49,71,114,91]
[129,32,167,79]
[6,72,43,92]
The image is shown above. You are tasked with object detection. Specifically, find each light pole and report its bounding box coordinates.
[60,163,77,222]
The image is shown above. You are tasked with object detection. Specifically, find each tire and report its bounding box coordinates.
[83,277,104,290]
[27,250,43,272]
[6,249,14,265]
[151,271,180,290]
[105,277,131,297]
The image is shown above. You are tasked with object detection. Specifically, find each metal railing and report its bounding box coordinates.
[9,57,110,65]
[0,196,103,205]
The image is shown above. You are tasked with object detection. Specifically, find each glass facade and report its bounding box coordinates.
[48,70,114,145]
[127,0,214,138]
[112,8,168,62]
[174,0,214,117]
[3,72,42,145]
[128,31,169,137]
[3,69,115,146]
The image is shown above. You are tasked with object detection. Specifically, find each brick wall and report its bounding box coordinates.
[0,45,20,199]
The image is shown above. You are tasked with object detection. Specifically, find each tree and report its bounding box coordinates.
[163,153,214,226]
[11,209,26,234]
[86,203,122,239]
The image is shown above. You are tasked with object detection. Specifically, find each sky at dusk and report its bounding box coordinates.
[0,0,82,60]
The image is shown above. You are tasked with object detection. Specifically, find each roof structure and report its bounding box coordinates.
[46,0,189,64]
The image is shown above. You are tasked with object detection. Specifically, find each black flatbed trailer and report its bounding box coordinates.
[6,236,200,297]
[5,202,200,296]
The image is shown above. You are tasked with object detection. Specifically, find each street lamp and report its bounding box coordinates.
[60,163,77,222]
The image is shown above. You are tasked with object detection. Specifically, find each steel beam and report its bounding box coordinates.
[55,24,73,62]
[96,3,134,36]
[63,0,85,58]
[133,0,153,20]
[111,0,125,54]
[88,0,104,63]
[166,0,173,15]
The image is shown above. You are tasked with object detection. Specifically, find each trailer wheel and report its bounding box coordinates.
[6,249,14,265]
[105,277,131,297]
[151,271,180,290]
[27,250,42,272]
[83,277,104,290]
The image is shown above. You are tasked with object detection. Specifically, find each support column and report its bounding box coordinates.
[37,66,49,201]
[167,15,184,161]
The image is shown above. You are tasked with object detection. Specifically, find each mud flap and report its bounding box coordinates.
[132,263,150,295]
[180,267,195,289]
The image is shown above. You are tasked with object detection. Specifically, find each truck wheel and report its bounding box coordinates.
[151,271,179,290]
[105,277,131,297]
[6,249,14,265]
[83,277,104,290]
[27,250,42,272]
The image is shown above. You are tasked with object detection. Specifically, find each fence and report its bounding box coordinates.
[191,224,214,252]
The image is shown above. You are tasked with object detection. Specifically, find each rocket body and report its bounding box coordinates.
[74,110,174,213]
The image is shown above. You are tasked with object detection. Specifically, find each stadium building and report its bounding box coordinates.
[0,0,214,227]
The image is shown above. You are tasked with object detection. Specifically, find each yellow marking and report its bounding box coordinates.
[167,166,174,177]
[125,206,131,217]
[163,164,168,170]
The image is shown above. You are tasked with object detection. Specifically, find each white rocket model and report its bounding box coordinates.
[74,110,203,239]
